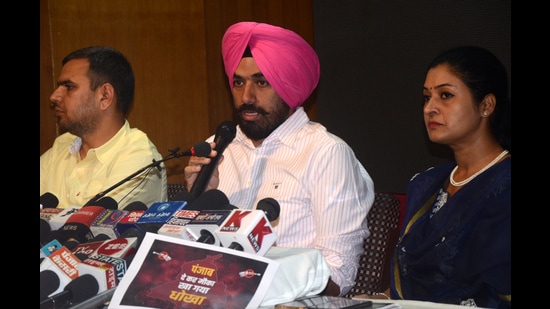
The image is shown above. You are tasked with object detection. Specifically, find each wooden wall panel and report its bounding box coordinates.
[40,0,315,184]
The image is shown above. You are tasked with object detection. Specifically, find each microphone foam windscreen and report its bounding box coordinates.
[123,201,148,211]
[187,189,230,211]
[65,274,100,303]
[257,198,281,221]
[41,192,59,208]
[55,223,94,244]
[90,196,119,209]
[193,141,212,157]
[40,219,52,245]
[170,190,195,203]
[40,270,60,301]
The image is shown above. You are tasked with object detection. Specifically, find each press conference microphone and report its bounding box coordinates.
[215,198,280,256]
[184,189,235,245]
[190,205,237,245]
[84,142,211,206]
[178,141,212,157]
[67,287,116,309]
[123,201,148,211]
[187,188,230,210]
[84,196,118,209]
[40,270,60,301]
[170,189,195,203]
[188,121,236,199]
[50,197,119,245]
[256,197,281,223]
[40,274,99,309]
[40,246,82,298]
[41,192,59,209]
[41,218,52,247]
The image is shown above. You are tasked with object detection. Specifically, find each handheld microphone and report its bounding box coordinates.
[178,141,212,157]
[40,274,99,309]
[84,142,212,206]
[41,192,59,209]
[188,121,236,199]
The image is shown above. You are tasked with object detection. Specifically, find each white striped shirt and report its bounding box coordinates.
[212,107,375,295]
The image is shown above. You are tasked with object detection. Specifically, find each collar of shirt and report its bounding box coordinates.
[66,120,131,164]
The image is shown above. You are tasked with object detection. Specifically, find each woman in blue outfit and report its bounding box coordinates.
[389,46,511,308]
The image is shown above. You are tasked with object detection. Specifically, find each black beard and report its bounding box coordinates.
[236,102,290,141]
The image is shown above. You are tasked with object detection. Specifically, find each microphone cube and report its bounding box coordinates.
[115,210,145,236]
[216,210,277,256]
[79,254,126,292]
[136,201,188,233]
[157,209,201,240]
[91,209,129,239]
[40,207,63,222]
[48,206,82,231]
[40,246,82,295]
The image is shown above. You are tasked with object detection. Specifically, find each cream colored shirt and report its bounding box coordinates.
[40,120,167,209]
[213,107,375,296]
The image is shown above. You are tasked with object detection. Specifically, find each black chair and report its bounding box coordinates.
[345,192,401,297]
[167,183,187,201]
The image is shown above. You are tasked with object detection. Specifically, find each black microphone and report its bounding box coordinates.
[50,197,119,245]
[40,274,99,309]
[123,201,149,211]
[41,192,59,209]
[41,218,52,247]
[169,189,195,203]
[84,142,212,206]
[215,198,280,256]
[184,189,235,245]
[84,196,118,209]
[188,121,236,199]
[256,197,281,222]
[179,141,212,157]
[186,188,230,211]
[40,270,60,301]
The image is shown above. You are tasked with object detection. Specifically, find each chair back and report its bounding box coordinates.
[345,192,401,297]
[167,183,187,201]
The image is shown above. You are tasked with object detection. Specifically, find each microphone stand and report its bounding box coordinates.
[85,147,184,206]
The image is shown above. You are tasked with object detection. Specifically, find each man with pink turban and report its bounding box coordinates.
[185,22,375,297]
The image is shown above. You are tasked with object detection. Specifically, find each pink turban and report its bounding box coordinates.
[222,22,320,109]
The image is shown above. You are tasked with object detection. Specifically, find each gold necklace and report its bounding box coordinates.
[449,150,509,187]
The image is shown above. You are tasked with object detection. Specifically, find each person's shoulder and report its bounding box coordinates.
[53,131,78,146]
[303,121,350,145]
[125,126,156,142]
[409,161,455,182]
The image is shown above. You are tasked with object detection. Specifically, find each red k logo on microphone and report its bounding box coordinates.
[220,210,274,253]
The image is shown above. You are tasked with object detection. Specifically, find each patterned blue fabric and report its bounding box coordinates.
[390,158,511,308]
